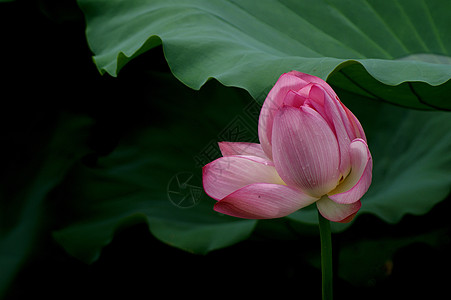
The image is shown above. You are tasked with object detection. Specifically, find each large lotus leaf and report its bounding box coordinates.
[51,69,451,263]
[52,73,258,263]
[287,86,451,231]
[78,0,451,110]
[0,113,92,297]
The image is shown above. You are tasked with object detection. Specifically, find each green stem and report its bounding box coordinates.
[318,210,333,300]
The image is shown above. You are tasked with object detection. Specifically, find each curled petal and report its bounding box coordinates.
[258,72,309,159]
[284,84,324,113]
[328,139,372,204]
[342,104,367,142]
[316,196,361,223]
[319,85,353,175]
[203,156,283,201]
[309,84,367,175]
[304,85,327,120]
[288,71,338,101]
[272,105,340,197]
[214,183,319,219]
[218,142,269,160]
[283,90,308,108]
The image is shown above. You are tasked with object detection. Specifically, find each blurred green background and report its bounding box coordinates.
[1,1,450,299]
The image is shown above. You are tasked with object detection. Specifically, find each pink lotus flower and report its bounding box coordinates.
[203,71,372,223]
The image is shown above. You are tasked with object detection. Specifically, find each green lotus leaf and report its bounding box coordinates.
[52,74,258,262]
[78,0,451,110]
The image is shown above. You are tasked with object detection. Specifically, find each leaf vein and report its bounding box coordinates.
[363,0,412,55]
[421,0,448,55]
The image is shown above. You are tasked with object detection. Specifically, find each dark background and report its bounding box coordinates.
[1,1,450,299]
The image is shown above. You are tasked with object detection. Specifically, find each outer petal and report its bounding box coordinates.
[202,155,283,201]
[218,142,269,160]
[258,72,309,159]
[272,105,340,197]
[328,139,372,204]
[214,183,319,219]
[316,196,361,223]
